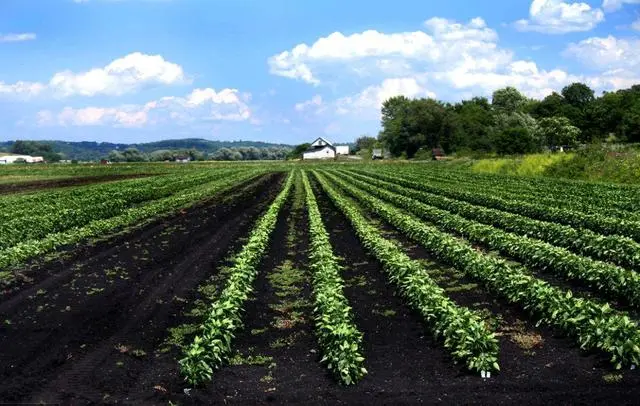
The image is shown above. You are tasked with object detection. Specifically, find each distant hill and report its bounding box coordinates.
[0,139,293,161]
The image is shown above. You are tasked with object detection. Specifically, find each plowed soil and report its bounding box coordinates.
[0,173,284,404]
[1,172,639,405]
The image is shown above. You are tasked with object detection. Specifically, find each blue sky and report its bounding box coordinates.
[0,0,639,145]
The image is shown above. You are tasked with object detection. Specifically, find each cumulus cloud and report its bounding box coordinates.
[602,0,640,12]
[0,52,187,98]
[334,78,436,116]
[49,52,187,97]
[0,33,37,42]
[37,88,251,127]
[513,0,605,34]
[564,35,640,70]
[268,17,511,86]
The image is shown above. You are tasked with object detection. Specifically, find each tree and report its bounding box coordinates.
[354,135,377,152]
[492,127,539,155]
[529,92,567,119]
[536,116,580,149]
[491,87,528,114]
[561,82,595,108]
[379,96,411,157]
[10,140,61,162]
[286,143,311,160]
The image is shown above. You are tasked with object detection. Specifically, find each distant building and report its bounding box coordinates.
[175,156,191,163]
[302,137,350,160]
[372,149,384,160]
[432,148,445,160]
[336,145,350,156]
[0,155,44,164]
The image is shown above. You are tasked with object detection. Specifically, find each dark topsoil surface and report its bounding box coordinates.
[0,172,284,404]
[1,172,640,405]
[0,174,153,195]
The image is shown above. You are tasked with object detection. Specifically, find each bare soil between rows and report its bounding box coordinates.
[0,173,154,195]
[0,172,284,403]
[1,171,639,405]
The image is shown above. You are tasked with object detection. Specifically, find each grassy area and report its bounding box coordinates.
[442,147,640,184]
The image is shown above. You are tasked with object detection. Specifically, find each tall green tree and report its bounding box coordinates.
[492,87,528,114]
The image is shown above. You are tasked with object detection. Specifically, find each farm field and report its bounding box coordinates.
[1,162,640,404]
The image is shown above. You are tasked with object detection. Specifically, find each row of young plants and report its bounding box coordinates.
[312,171,500,375]
[336,171,640,308]
[354,168,640,243]
[301,171,367,385]
[402,165,640,213]
[179,172,294,386]
[0,170,264,286]
[402,168,640,222]
[342,170,640,271]
[322,171,640,369]
[0,169,244,250]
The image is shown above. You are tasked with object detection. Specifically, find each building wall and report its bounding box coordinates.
[336,145,349,155]
[303,147,335,160]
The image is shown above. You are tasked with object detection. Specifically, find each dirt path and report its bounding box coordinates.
[0,173,283,403]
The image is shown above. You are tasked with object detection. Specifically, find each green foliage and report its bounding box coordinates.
[492,87,528,114]
[287,143,311,160]
[327,168,640,370]
[338,170,640,308]
[536,116,580,149]
[179,173,294,386]
[314,171,500,374]
[10,140,62,162]
[302,171,367,385]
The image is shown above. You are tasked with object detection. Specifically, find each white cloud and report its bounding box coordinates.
[564,35,640,70]
[49,52,187,97]
[334,78,436,116]
[0,81,46,97]
[272,16,638,112]
[0,52,187,98]
[268,17,510,86]
[37,87,251,127]
[294,95,323,111]
[513,0,604,34]
[0,33,36,42]
[602,0,640,12]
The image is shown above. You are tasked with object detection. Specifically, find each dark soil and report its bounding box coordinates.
[1,170,639,405]
[0,172,284,404]
[317,179,640,404]
[0,174,154,195]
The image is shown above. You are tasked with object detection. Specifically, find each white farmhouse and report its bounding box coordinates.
[302,137,350,160]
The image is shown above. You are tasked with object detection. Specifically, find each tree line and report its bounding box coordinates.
[107,146,291,162]
[374,83,640,158]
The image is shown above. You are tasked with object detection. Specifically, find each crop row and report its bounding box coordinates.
[179,172,294,385]
[0,169,247,250]
[353,168,640,243]
[301,171,367,384]
[312,171,500,374]
[405,169,640,222]
[342,170,640,271]
[0,170,263,286]
[322,170,640,369]
[338,170,640,306]
[400,165,640,213]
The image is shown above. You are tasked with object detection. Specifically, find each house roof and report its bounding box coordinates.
[310,137,333,146]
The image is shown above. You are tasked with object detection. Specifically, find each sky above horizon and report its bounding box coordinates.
[0,0,639,145]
